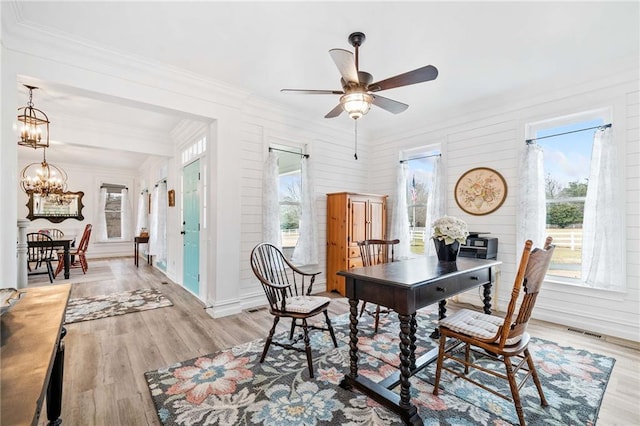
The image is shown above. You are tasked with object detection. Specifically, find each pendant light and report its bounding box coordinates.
[17,85,50,149]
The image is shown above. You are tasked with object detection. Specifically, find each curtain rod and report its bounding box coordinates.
[154,179,167,187]
[400,153,441,163]
[526,123,611,144]
[269,147,309,158]
[101,184,128,190]
[140,189,148,195]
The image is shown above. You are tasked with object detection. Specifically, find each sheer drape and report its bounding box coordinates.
[95,187,108,242]
[517,143,546,255]
[292,157,318,265]
[582,127,624,290]
[121,188,133,240]
[425,156,445,256]
[136,191,149,236]
[262,151,281,249]
[390,163,411,259]
[149,182,167,262]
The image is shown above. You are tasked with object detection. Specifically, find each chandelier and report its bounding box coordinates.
[20,149,67,197]
[17,85,50,149]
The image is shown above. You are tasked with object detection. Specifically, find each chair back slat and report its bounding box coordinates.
[499,237,555,347]
[77,224,93,252]
[251,243,315,312]
[27,232,55,261]
[357,239,400,267]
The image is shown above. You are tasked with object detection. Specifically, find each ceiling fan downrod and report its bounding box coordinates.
[348,32,365,72]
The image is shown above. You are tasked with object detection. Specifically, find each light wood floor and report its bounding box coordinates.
[29,257,639,425]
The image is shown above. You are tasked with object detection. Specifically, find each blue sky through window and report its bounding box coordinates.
[536,118,603,187]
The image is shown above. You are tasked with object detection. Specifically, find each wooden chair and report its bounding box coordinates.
[432,237,555,426]
[250,243,338,378]
[55,224,92,277]
[26,232,56,283]
[357,239,400,333]
[47,229,64,238]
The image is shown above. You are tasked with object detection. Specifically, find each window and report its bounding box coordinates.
[533,115,605,284]
[181,136,206,165]
[273,145,303,258]
[102,184,126,239]
[403,148,440,255]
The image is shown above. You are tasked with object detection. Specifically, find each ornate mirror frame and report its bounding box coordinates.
[26,191,85,223]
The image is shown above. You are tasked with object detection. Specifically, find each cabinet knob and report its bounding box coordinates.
[470,276,479,280]
[436,287,445,292]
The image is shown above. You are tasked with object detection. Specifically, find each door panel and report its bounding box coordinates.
[183,160,200,296]
[349,199,367,245]
[368,198,386,240]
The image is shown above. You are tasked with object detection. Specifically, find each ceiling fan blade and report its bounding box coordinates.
[329,48,359,84]
[281,89,344,95]
[368,65,438,92]
[324,104,344,118]
[371,94,409,114]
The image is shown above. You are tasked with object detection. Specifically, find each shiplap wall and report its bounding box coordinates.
[368,71,639,342]
[237,108,369,309]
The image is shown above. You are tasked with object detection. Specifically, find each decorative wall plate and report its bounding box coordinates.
[454,167,507,215]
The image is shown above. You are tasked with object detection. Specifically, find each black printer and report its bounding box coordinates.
[459,232,498,260]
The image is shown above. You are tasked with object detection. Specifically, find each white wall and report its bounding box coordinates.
[16,160,137,258]
[369,67,639,342]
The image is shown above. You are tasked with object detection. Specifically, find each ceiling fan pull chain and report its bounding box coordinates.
[354,120,358,160]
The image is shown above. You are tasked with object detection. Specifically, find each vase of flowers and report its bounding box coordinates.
[431,216,469,262]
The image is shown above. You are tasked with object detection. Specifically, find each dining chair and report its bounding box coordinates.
[432,237,555,426]
[357,239,400,333]
[250,242,338,378]
[26,232,56,283]
[47,229,64,238]
[55,224,92,277]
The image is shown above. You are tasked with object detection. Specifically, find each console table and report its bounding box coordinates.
[134,236,151,267]
[338,256,501,425]
[1,284,71,426]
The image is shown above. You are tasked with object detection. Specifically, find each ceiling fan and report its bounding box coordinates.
[281,31,438,120]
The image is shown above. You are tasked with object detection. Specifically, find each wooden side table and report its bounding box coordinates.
[134,236,151,267]
[1,284,71,426]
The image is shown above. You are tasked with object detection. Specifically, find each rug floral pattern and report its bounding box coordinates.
[65,288,173,324]
[145,307,614,425]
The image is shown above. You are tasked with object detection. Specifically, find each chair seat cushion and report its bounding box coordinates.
[439,308,521,345]
[284,295,330,314]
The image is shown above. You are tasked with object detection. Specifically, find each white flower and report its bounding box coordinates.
[431,215,469,245]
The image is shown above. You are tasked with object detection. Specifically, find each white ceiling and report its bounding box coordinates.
[11,1,640,169]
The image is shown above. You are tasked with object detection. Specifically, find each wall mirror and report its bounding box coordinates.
[26,191,85,223]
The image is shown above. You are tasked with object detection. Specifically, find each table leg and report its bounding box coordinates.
[63,246,70,279]
[135,242,139,267]
[430,299,447,339]
[46,327,66,426]
[398,313,413,411]
[340,298,360,388]
[483,282,492,314]
[409,313,417,370]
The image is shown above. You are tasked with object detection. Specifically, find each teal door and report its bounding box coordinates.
[183,159,200,295]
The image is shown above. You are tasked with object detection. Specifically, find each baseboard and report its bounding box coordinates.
[204,297,243,319]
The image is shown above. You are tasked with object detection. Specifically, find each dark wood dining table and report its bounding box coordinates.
[338,256,501,426]
[28,236,76,279]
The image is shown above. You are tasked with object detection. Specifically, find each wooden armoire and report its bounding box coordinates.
[326,192,388,295]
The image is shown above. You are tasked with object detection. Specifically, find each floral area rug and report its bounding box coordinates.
[145,307,614,425]
[65,288,173,324]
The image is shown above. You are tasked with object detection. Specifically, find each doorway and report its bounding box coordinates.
[182,159,200,296]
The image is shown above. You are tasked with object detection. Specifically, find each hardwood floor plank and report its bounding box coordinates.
[30,257,639,425]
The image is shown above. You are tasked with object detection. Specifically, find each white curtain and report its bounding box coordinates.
[149,181,167,262]
[517,143,546,254]
[262,151,281,249]
[390,163,411,259]
[582,127,624,290]
[121,188,133,241]
[95,187,108,242]
[425,156,445,256]
[136,190,149,236]
[292,157,318,265]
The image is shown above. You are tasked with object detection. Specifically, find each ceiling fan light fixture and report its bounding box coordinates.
[340,92,372,120]
[17,85,50,149]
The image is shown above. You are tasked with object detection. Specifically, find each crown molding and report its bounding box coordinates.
[3,3,252,111]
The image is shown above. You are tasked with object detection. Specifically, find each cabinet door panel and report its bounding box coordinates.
[349,199,367,244]
[368,198,386,240]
